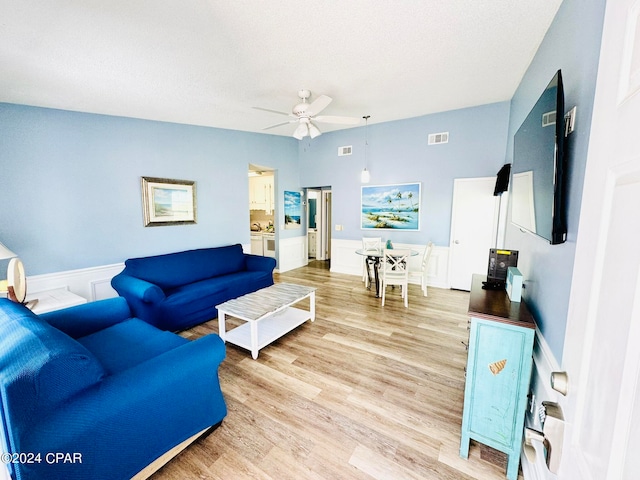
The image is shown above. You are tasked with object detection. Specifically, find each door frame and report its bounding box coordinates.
[306,187,332,261]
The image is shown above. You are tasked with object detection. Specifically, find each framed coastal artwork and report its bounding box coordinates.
[141,176,197,227]
[361,182,421,230]
[284,190,302,229]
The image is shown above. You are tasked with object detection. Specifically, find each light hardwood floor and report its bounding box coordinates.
[151,261,523,480]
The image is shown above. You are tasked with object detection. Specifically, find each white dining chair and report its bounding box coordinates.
[361,237,382,287]
[379,248,411,307]
[409,242,433,297]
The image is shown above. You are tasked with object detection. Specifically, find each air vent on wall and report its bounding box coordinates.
[338,145,353,156]
[542,111,557,127]
[428,132,449,145]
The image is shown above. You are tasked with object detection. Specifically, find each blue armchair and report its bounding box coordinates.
[0,297,227,480]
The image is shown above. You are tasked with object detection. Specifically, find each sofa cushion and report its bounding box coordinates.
[156,281,232,331]
[165,276,229,300]
[77,318,188,374]
[124,244,246,289]
[0,300,106,415]
[218,269,274,295]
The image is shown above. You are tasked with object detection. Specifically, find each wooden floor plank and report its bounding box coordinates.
[151,261,523,479]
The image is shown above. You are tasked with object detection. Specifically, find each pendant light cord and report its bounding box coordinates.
[361,115,371,183]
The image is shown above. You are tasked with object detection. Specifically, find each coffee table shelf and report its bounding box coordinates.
[216,283,316,359]
[224,306,311,353]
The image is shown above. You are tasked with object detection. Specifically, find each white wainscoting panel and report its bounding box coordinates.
[27,263,124,302]
[24,239,448,303]
[521,329,562,480]
[329,239,450,289]
[330,239,363,277]
[420,244,449,289]
[277,235,308,273]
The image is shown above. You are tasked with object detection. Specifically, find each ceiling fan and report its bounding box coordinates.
[254,89,361,139]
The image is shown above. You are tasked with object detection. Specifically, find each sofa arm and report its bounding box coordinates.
[111,273,165,303]
[18,334,227,480]
[245,253,276,272]
[41,297,133,338]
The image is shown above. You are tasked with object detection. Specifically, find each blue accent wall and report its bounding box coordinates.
[0,103,298,275]
[0,0,607,367]
[299,101,511,246]
[504,0,606,361]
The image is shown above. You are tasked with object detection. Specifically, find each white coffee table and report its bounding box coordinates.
[216,283,316,359]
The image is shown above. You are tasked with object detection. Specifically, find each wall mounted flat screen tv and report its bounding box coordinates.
[511,69,567,244]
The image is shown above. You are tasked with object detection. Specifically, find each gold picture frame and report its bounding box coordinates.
[141,176,197,227]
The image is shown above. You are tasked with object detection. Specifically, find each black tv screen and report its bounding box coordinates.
[511,69,567,244]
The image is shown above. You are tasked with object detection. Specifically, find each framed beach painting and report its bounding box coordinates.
[141,177,197,227]
[361,182,421,230]
[284,191,302,229]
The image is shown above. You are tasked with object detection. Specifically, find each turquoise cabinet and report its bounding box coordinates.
[460,275,535,480]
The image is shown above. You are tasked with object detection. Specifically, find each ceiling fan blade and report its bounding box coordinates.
[252,106,294,117]
[306,95,332,117]
[262,120,297,130]
[314,115,361,125]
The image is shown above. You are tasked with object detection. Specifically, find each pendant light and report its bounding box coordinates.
[361,115,371,183]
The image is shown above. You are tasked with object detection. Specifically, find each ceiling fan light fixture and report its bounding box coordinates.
[309,123,321,139]
[256,90,359,140]
[293,123,309,140]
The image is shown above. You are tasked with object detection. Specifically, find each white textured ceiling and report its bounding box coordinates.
[0,0,562,136]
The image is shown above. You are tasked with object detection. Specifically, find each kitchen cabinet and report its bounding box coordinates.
[250,234,263,255]
[249,176,274,213]
[459,274,535,480]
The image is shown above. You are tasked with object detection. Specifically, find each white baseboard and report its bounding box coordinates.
[329,239,450,289]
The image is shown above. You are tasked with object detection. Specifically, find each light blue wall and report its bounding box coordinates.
[299,101,511,246]
[0,103,299,275]
[0,1,607,362]
[504,0,606,361]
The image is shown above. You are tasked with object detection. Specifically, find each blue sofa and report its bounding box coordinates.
[0,297,227,480]
[111,244,277,331]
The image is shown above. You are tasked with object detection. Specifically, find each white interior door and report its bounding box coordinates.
[559,0,640,478]
[449,177,500,290]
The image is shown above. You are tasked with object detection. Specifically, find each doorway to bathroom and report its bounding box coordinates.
[306,187,331,262]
